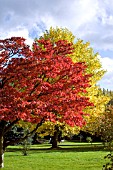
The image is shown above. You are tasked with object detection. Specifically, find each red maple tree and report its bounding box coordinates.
[0,37,33,168]
[0,37,93,168]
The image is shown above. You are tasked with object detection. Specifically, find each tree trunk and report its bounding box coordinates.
[51,130,58,148]
[51,124,61,149]
[0,135,4,168]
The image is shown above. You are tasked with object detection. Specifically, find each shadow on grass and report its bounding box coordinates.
[43,146,105,153]
[6,144,106,153]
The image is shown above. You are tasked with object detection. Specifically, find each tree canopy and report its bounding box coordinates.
[38,27,110,137]
[0,37,93,126]
[0,36,94,167]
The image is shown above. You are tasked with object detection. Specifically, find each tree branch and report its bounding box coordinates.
[3,119,19,135]
[3,118,45,149]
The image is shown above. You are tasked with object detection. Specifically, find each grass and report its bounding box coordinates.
[3,141,109,170]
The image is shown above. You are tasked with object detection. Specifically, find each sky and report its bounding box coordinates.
[0,0,113,90]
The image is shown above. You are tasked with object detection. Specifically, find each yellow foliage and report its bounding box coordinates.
[18,120,36,131]
[42,26,75,43]
[37,121,80,137]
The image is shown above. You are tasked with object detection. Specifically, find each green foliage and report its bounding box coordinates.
[86,136,92,144]
[20,137,33,156]
[19,129,33,156]
[103,153,113,170]
[97,106,113,146]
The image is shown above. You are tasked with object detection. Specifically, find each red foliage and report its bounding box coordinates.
[0,37,93,127]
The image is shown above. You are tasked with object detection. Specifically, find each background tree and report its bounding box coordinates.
[83,89,113,136]
[0,37,93,167]
[37,121,80,148]
[98,106,113,148]
[92,90,113,144]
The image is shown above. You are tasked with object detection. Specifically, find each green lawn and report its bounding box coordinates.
[3,142,109,170]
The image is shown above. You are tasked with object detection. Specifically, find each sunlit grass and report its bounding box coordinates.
[3,142,108,170]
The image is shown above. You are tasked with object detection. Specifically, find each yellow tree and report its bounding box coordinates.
[36,27,110,145]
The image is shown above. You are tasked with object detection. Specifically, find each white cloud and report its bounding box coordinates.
[99,56,113,73]
[0,0,113,51]
[0,0,113,90]
[0,26,33,47]
[98,55,113,90]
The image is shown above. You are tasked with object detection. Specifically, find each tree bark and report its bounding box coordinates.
[51,131,58,148]
[51,125,60,149]
[0,121,6,168]
[0,135,4,168]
